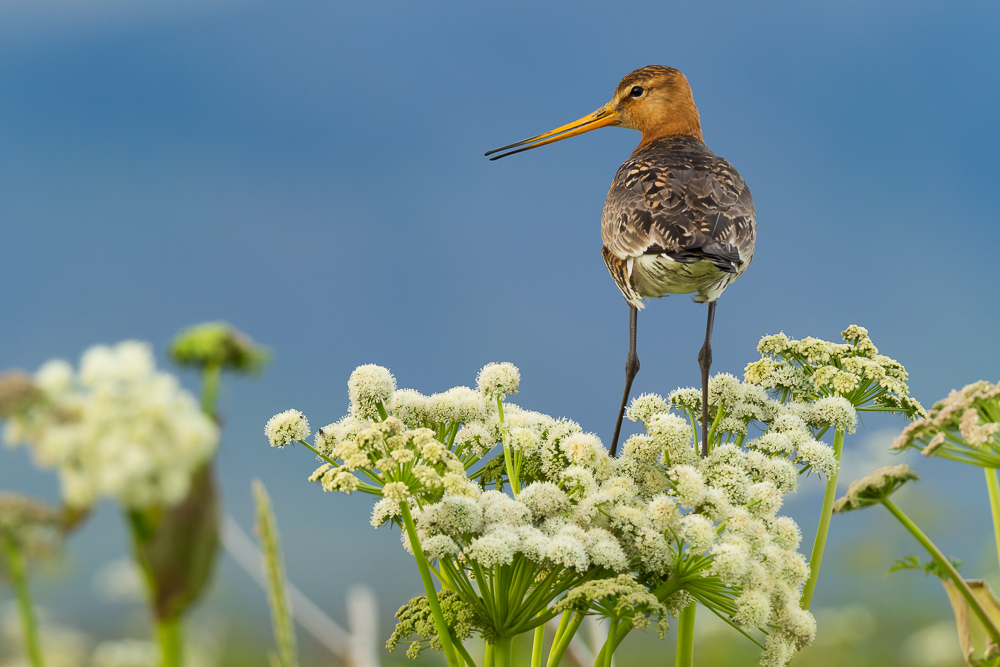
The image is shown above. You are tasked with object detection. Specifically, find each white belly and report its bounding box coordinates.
[631,254,738,304]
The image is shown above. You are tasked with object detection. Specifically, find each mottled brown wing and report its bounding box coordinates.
[601,137,756,273]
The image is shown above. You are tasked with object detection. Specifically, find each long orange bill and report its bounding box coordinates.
[485,105,618,160]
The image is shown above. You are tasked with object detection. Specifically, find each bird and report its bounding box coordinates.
[486,65,755,458]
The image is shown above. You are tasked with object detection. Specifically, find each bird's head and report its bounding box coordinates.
[486,65,702,160]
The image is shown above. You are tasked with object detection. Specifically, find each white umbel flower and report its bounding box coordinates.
[647,495,681,533]
[626,393,669,424]
[672,465,707,508]
[545,530,590,572]
[679,514,714,553]
[266,409,310,447]
[519,482,571,520]
[466,526,519,567]
[389,389,429,426]
[382,481,411,503]
[12,341,219,509]
[560,433,607,469]
[348,364,396,419]
[370,497,401,527]
[476,362,520,398]
[812,396,858,433]
[479,490,531,527]
[421,534,460,560]
[419,496,483,537]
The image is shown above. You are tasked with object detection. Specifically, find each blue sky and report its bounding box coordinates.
[1,0,999,652]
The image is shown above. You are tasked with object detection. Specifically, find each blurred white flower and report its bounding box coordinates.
[6,341,218,509]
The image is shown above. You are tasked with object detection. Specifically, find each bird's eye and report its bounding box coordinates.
[630,86,645,98]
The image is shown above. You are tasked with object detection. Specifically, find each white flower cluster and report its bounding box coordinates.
[744,326,923,418]
[630,374,841,480]
[892,380,1000,459]
[275,361,819,665]
[265,409,310,447]
[307,415,472,500]
[4,342,219,509]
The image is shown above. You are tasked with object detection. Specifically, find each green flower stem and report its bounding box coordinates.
[545,611,584,667]
[497,397,520,495]
[155,616,182,667]
[985,468,1000,574]
[125,515,184,667]
[602,619,619,667]
[200,362,222,417]
[440,560,491,620]
[399,501,461,667]
[705,406,724,453]
[593,574,685,664]
[882,498,1000,646]
[800,426,845,609]
[484,643,495,667]
[593,619,632,665]
[452,637,477,667]
[493,636,513,667]
[531,621,545,667]
[2,535,44,667]
[295,440,382,494]
[676,601,696,667]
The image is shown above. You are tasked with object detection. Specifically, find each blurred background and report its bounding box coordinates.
[1,0,999,664]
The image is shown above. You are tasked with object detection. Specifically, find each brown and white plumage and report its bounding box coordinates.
[601,134,755,307]
[487,65,754,456]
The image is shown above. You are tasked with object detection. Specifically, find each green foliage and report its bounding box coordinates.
[253,480,299,667]
[888,555,964,579]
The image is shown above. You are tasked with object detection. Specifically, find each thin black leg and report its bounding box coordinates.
[610,305,639,457]
[698,300,717,457]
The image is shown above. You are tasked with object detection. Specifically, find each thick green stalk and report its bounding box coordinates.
[493,636,513,667]
[676,602,696,667]
[3,536,44,667]
[200,362,222,416]
[531,623,545,667]
[399,501,461,667]
[800,426,845,609]
[155,616,182,667]
[882,498,1000,646]
[985,468,1000,574]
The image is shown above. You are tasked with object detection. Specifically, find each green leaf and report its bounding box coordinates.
[888,555,964,579]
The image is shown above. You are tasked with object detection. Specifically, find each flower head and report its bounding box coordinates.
[348,364,396,419]
[627,393,669,424]
[476,362,520,399]
[833,464,918,513]
[266,409,310,447]
[168,321,269,374]
[6,342,219,509]
[0,371,43,417]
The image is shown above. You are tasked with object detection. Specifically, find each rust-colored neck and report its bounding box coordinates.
[637,100,703,148]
